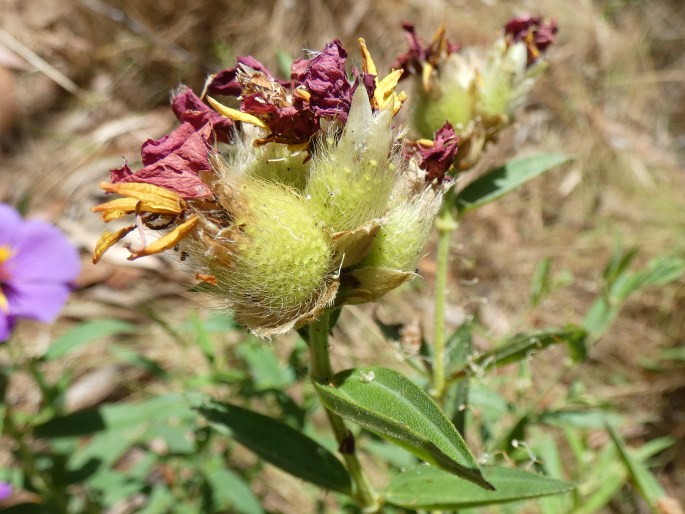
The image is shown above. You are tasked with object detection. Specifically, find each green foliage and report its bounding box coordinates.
[195,398,352,494]
[584,249,684,340]
[384,465,575,509]
[455,154,573,214]
[2,149,680,513]
[313,366,492,489]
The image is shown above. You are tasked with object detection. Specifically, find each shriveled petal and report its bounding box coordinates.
[205,56,285,97]
[92,225,136,264]
[171,87,234,143]
[111,122,214,199]
[416,122,459,182]
[391,23,461,81]
[298,39,353,121]
[504,15,558,65]
[95,183,184,216]
[127,215,199,260]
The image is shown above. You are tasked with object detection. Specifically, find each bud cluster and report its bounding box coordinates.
[92,18,556,336]
[395,16,557,169]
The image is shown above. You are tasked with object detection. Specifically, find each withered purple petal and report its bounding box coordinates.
[298,39,353,121]
[504,15,558,65]
[111,122,214,199]
[171,87,233,143]
[418,122,458,182]
[391,23,425,80]
[289,57,310,80]
[391,23,461,81]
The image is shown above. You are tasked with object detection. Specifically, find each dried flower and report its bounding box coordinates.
[92,40,445,337]
[395,17,556,170]
[0,203,80,341]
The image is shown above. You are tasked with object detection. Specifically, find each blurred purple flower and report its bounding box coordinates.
[0,203,80,342]
[0,482,11,501]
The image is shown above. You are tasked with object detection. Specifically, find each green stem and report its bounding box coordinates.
[3,406,70,512]
[3,341,70,512]
[432,190,459,401]
[308,310,380,512]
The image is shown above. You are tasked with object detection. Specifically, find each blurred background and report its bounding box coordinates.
[0,0,684,511]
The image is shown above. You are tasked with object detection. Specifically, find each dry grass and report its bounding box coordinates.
[1,0,684,510]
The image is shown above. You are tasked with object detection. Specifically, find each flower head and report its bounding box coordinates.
[91,40,440,337]
[0,204,80,341]
[394,18,557,170]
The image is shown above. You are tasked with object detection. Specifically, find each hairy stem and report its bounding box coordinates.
[308,310,380,512]
[432,189,459,401]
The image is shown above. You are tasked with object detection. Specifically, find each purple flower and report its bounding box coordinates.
[0,204,81,342]
[0,482,11,501]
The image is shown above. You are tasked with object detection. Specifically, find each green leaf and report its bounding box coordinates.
[530,257,554,307]
[607,425,668,511]
[313,367,492,489]
[44,319,135,360]
[454,327,587,375]
[455,153,571,213]
[385,465,575,509]
[537,410,623,429]
[237,342,294,391]
[204,468,264,514]
[610,256,684,303]
[35,394,194,438]
[195,399,352,494]
[107,344,168,378]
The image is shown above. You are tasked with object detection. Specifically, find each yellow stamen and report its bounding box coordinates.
[0,245,13,264]
[416,138,435,148]
[422,62,434,93]
[207,97,268,129]
[358,38,377,76]
[293,87,311,102]
[98,182,184,210]
[92,224,136,264]
[92,182,185,222]
[127,215,199,260]
[358,38,407,115]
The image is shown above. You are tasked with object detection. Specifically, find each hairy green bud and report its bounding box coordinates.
[477,39,531,119]
[194,163,337,336]
[306,88,398,233]
[362,187,442,272]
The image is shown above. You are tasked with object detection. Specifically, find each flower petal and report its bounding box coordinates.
[171,86,234,143]
[111,121,215,199]
[8,220,81,283]
[4,281,72,323]
[127,215,199,260]
[0,313,11,342]
[0,203,24,248]
[298,39,353,121]
[92,224,136,264]
[416,122,459,182]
